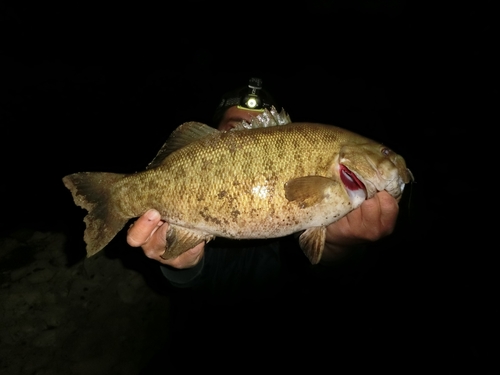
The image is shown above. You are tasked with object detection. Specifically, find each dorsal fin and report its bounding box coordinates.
[232,106,292,130]
[147,121,218,169]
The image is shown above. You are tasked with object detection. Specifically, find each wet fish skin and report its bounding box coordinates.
[63,122,412,264]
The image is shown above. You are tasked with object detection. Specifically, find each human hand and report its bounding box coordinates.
[126,209,205,269]
[321,191,399,263]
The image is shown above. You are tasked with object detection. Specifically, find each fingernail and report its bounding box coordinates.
[145,209,160,221]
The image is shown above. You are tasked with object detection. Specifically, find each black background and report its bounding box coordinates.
[1,1,497,372]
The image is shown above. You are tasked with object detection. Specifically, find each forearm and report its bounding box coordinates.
[159,240,282,299]
[160,254,205,287]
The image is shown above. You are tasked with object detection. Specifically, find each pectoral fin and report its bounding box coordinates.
[161,224,214,260]
[285,176,340,208]
[298,226,326,265]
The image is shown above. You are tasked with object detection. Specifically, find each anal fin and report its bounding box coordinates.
[161,224,214,260]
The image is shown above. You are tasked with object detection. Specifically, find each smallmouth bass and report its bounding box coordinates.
[63,116,413,264]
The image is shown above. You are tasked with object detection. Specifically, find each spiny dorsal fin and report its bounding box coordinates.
[147,121,219,169]
[232,106,292,131]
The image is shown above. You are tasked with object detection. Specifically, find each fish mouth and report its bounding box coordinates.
[340,164,367,206]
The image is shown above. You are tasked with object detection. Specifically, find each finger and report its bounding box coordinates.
[373,191,399,229]
[359,193,383,228]
[127,209,163,247]
[358,192,398,238]
[142,220,170,258]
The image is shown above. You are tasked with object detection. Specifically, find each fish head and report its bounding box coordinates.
[339,143,413,204]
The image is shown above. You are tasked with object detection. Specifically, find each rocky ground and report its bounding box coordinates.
[1,222,498,374]
[0,228,171,375]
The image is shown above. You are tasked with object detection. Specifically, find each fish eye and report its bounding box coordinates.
[381,147,391,156]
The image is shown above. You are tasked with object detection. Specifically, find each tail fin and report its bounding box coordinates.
[62,172,128,257]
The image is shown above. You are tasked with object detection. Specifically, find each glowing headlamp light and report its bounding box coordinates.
[238,78,265,111]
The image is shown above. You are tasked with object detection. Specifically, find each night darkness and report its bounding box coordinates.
[1,2,497,374]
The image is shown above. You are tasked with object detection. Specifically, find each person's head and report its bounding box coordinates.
[213,78,278,131]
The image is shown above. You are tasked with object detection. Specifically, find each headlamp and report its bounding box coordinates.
[238,77,265,111]
[213,77,277,126]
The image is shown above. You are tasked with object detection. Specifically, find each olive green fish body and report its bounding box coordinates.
[63,122,412,264]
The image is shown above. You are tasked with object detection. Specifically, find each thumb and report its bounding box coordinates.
[127,209,164,247]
